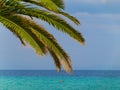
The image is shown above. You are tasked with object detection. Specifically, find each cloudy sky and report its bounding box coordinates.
[0,0,120,70]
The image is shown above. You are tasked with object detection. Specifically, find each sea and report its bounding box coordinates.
[0,70,120,90]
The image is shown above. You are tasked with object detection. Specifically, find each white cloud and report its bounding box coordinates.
[65,0,120,4]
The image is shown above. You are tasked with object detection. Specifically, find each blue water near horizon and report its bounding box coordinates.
[0,70,120,90]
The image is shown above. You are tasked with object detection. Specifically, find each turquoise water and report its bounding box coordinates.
[0,70,120,90]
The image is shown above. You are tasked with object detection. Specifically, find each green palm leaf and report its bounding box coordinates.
[58,11,80,25]
[20,0,60,12]
[0,0,85,73]
[18,8,85,45]
[50,0,64,9]
[5,14,72,72]
[17,0,79,25]
[0,14,47,55]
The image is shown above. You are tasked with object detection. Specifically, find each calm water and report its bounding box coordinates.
[0,70,120,90]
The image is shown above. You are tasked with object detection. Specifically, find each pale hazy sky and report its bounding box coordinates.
[0,0,120,70]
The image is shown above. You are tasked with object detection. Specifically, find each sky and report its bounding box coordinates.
[0,0,120,70]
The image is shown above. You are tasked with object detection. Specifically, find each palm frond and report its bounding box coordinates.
[0,14,47,55]
[8,27,26,46]
[58,11,80,25]
[15,15,72,72]
[19,8,85,45]
[20,0,60,12]
[48,48,61,72]
[2,0,79,25]
[0,0,85,73]
[50,0,64,9]
[0,0,5,7]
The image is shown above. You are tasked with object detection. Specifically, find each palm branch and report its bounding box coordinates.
[0,0,85,73]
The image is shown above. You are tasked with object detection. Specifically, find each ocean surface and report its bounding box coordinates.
[0,70,120,90]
